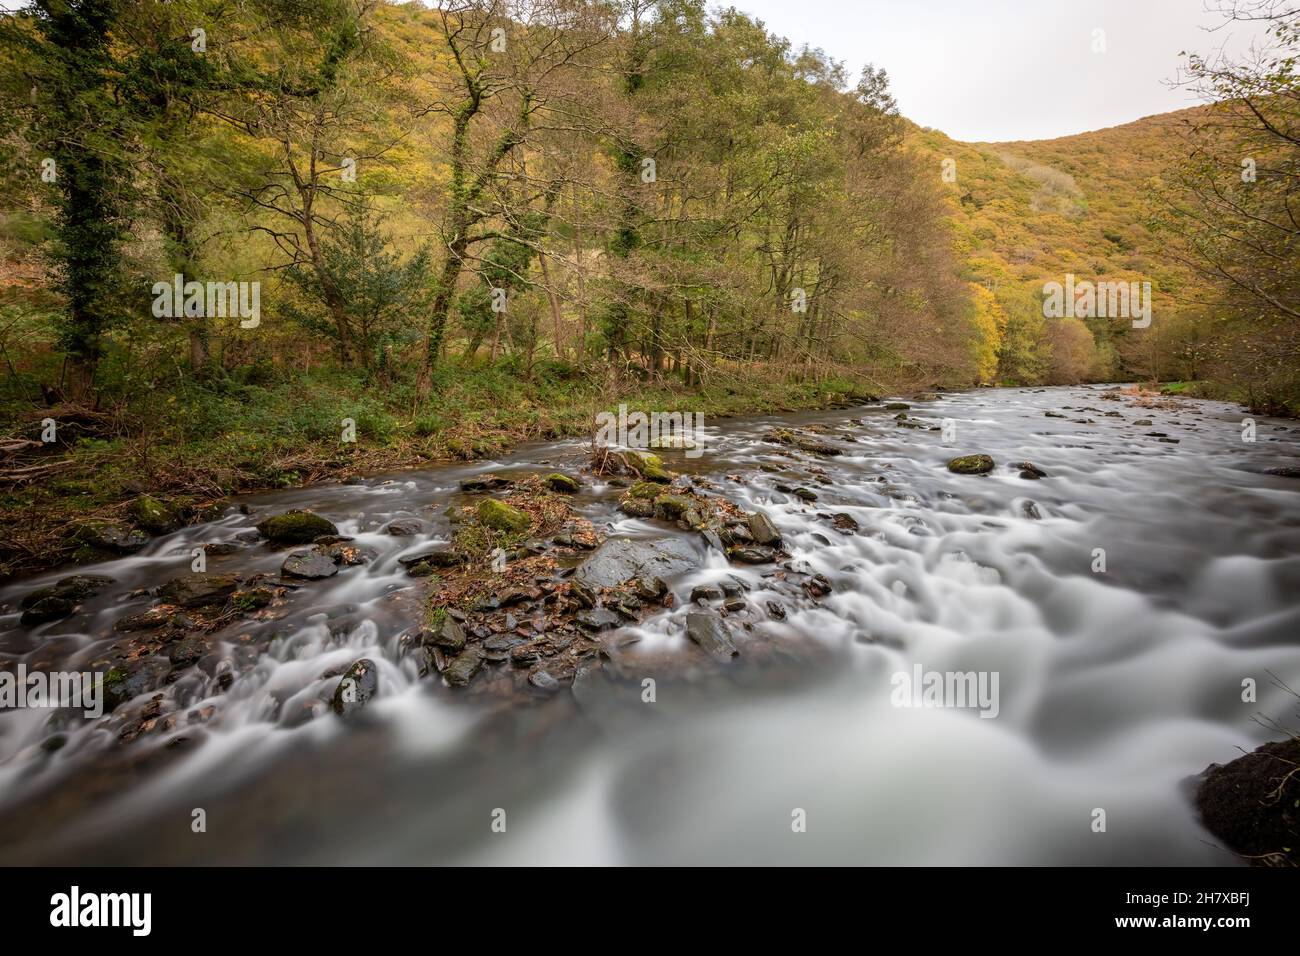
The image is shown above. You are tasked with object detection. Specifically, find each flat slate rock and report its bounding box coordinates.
[574,536,699,589]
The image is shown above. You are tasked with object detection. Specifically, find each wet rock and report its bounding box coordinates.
[618,497,656,518]
[399,548,465,569]
[763,428,842,456]
[459,473,513,492]
[281,549,339,580]
[1133,418,1153,427]
[728,546,774,564]
[425,616,467,652]
[686,611,738,660]
[73,520,150,554]
[653,493,692,520]
[321,541,370,566]
[720,577,745,598]
[1044,411,1067,419]
[1266,466,1300,479]
[632,576,667,601]
[576,607,622,631]
[723,598,746,613]
[1012,461,1048,479]
[766,601,787,620]
[802,574,833,598]
[383,518,424,536]
[830,512,860,532]
[443,647,485,687]
[256,510,338,544]
[792,487,818,502]
[1196,737,1300,866]
[575,537,699,589]
[884,402,910,411]
[331,658,379,717]
[158,573,242,608]
[20,573,114,612]
[543,473,581,493]
[747,511,782,546]
[232,587,274,610]
[1021,501,1042,520]
[167,636,208,669]
[691,584,723,603]
[477,498,531,533]
[129,495,182,534]
[20,595,76,625]
[913,392,940,402]
[947,454,995,475]
[202,541,241,556]
[527,669,561,694]
[103,658,171,711]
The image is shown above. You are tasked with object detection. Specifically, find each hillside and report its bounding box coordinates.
[909,106,1215,385]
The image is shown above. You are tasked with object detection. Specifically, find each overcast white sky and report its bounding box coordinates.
[728,0,1275,141]
[0,0,1275,141]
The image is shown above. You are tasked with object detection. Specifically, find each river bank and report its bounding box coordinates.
[0,366,882,580]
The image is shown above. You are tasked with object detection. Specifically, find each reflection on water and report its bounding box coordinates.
[2,385,1299,864]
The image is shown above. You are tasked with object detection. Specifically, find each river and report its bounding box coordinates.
[1,385,1298,865]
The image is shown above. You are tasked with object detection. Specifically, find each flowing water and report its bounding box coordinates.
[2,385,1299,865]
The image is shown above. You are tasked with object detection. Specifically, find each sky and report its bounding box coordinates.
[728,0,1277,141]
[0,0,1276,142]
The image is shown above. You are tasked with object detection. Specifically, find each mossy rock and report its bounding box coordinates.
[72,520,150,554]
[653,494,693,520]
[543,473,581,493]
[255,510,338,544]
[476,498,531,533]
[947,454,995,475]
[618,496,656,518]
[130,495,182,534]
[626,480,663,500]
[625,451,671,483]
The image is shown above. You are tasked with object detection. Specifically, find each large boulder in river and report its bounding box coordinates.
[1195,737,1300,866]
[256,510,338,544]
[575,536,699,589]
[947,454,995,475]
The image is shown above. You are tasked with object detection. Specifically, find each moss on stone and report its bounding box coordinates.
[476,498,531,533]
[255,510,338,543]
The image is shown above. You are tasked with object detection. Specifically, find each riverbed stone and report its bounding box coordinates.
[73,520,150,554]
[256,510,338,544]
[477,498,531,533]
[383,518,424,536]
[543,473,581,493]
[747,511,782,545]
[159,573,242,608]
[1196,737,1300,866]
[686,611,738,660]
[129,495,182,534]
[331,658,379,717]
[947,454,995,475]
[281,549,339,580]
[574,536,699,589]
[443,647,485,687]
